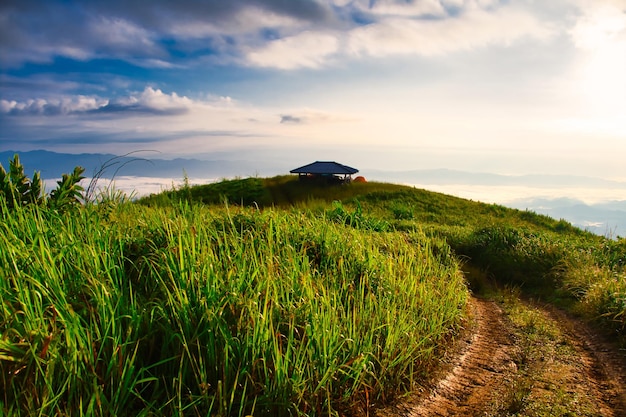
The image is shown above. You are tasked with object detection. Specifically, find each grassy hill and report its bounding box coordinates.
[140,174,624,332]
[140,175,586,231]
[2,174,624,416]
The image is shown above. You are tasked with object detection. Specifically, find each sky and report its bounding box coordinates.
[1,0,626,181]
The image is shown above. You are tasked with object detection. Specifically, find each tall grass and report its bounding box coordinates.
[1,201,468,416]
[4,174,623,415]
[443,222,626,334]
[557,239,626,331]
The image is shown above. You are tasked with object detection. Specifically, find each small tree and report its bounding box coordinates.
[0,154,44,210]
[0,154,85,212]
[49,166,86,210]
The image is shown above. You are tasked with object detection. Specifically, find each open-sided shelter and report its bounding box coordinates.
[290,161,359,183]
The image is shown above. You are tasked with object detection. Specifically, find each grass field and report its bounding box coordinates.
[1,174,624,416]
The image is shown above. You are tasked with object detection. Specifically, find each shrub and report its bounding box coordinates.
[0,154,85,213]
[326,200,389,232]
[0,154,43,210]
[49,166,86,211]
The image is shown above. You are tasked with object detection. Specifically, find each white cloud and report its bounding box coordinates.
[444,0,500,9]
[0,82,372,163]
[0,87,201,116]
[246,31,340,69]
[90,17,159,53]
[339,0,505,17]
[570,2,626,49]
[240,2,555,69]
[0,96,108,115]
[366,0,447,17]
[167,6,300,39]
[347,6,553,58]
[330,0,353,7]
[565,1,626,125]
[112,87,194,113]
[1,0,560,71]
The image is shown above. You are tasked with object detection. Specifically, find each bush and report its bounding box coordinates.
[0,154,85,213]
[0,154,43,210]
[326,200,389,232]
[450,225,566,288]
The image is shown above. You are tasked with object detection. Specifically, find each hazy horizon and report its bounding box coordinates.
[18,145,619,238]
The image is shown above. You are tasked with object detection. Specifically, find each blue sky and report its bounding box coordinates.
[1,0,625,179]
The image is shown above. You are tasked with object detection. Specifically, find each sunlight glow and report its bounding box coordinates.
[572,4,626,130]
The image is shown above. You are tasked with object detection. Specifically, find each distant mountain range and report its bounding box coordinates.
[507,197,626,238]
[2,150,624,238]
[0,149,283,179]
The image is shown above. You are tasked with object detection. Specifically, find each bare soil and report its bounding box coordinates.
[375,297,626,417]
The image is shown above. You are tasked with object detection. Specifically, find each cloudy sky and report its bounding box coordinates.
[1,0,625,180]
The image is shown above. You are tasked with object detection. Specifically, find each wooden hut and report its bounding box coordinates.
[290,161,359,184]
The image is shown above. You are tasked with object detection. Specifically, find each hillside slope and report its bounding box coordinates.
[140,175,625,330]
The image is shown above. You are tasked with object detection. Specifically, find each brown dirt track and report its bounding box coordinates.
[375,297,626,417]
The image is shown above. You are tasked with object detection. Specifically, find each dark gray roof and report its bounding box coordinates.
[290,161,359,175]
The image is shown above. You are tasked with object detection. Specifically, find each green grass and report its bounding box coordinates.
[2,174,624,415]
[1,200,467,416]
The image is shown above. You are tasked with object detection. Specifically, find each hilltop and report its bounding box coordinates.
[138,175,590,235]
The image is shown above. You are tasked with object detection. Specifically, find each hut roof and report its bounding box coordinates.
[290,161,359,175]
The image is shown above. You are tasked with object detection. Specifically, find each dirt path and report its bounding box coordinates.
[538,304,626,416]
[376,297,626,417]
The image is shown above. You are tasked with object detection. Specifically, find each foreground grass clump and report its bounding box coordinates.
[557,240,626,332]
[0,202,467,416]
[444,224,626,332]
